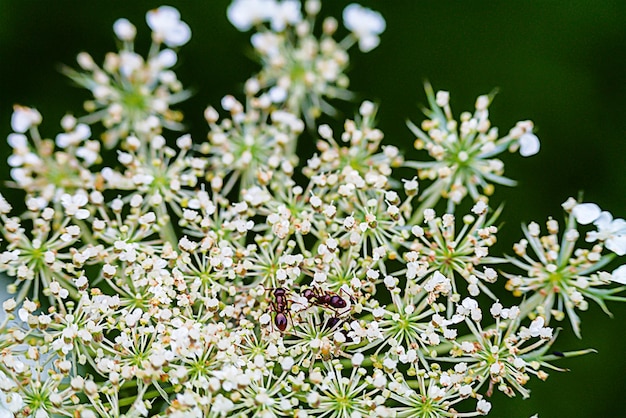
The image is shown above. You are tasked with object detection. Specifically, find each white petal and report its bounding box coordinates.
[611,265,626,284]
[606,235,626,256]
[572,203,601,225]
[0,407,12,418]
[593,211,613,229]
[519,132,540,157]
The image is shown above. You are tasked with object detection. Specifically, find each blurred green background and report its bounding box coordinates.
[1,1,626,416]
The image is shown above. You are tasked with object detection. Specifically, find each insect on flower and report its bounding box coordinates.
[270,287,290,332]
[302,286,354,316]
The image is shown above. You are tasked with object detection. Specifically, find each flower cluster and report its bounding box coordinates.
[405,83,540,213]
[63,5,191,148]
[228,0,385,126]
[1,2,624,417]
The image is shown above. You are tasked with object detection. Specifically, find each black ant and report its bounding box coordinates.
[302,286,355,342]
[302,286,352,314]
[269,287,289,332]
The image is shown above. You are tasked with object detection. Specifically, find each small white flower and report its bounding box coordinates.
[0,390,23,416]
[382,357,397,370]
[11,105,42,133]
[351,352,364,367]
[146,6,191,47]
[60,192,90,220]
[436,90,450,107]
[586,211,626,255]
[270,0,302,31]
[279,356,294,371]
[119,51,143,77]
[476,399,492,415]
[155,49,178,69]
[113,18,137,41]
[227,0,276,31]
[343,4,386,52]
[212,394,234,414]
[472,200,488,215]
[55,123,91,148]
[518,132,540,156]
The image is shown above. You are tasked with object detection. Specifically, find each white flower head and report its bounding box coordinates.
[343,4,386,52]
[146,6,191,47]
[228,0,277,31]
[518,132,540,157]
[572,202,601,225]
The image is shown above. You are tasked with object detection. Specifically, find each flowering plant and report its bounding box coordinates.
[1,1,625,417]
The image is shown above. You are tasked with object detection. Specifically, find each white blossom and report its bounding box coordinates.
[227,0,276,31]
[11,105,42,133]
[113,18,137,41]
[343,4,386,52]
[146,6,191,47]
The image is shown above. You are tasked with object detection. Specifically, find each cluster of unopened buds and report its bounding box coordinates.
[1,1,625,417]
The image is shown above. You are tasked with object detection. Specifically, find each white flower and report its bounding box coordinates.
[11,105,42,133]
[528,316,546,337]
[154,49,178,69]
[270,0,302,31]
[586,211,626,255]
[113,18,137,41]
[572,202,601,225]
[55,123,91,148]
[60,192,90,219]
[119,51,144,77]
[343,4,386,52]
[211,394,234,414]
[518,132,540,157]
[352,352,364,366]
[476,399,492,415]
[227,0,276,31]
[146,6,191,47]
[0,391,23,417]
[472,200,488,215]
